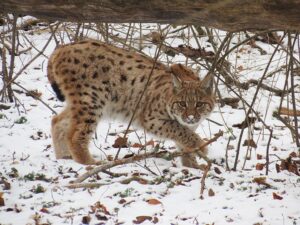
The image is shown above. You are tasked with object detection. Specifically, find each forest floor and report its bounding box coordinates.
[0,20,299,225]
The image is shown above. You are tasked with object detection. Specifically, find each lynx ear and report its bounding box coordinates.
[171,72,183,91]
[170,64,198,81]
[201,73,214,95]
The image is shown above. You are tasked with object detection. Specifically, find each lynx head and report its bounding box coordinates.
[167,64,215,127]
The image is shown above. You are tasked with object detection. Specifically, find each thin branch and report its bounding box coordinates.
[114,28,168,160]
[73,131,223,184]
[232,33,285,171]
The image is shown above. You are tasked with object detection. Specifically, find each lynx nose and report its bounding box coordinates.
[188,115,194,120]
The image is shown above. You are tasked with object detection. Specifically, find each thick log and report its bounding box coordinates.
[1,0,300,31]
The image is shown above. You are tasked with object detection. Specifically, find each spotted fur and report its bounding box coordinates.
[48,40,215,168]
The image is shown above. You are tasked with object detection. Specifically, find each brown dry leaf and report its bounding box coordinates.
[214,167,222,174]
[40,208,50,214]
[152,216,159,224]
[137,178,148,185]
[146,199,162,205]
[253,177,271,188]
[26,90,42,99]
[94,201,110,215]
[243,139,257,148]
[118,199,126,204]
[0,192,4,207]
[257,154,263,160]
[232,117,256,129]
[289,152,298,158]
[132,143,144,148]
[275,163,281,173]
[272,192,283,200]
[255,163,265,170]
[222,97,240,108]
[112,136,128,148]
[146,139,155,147]
[280,156,299,176]
[133,216,152,224]
[176,45,215,59]
[237,65,244,71]
[123,153,134,159]
[82,215,91,224]
[208,188,215,197]
[150,32,164,44]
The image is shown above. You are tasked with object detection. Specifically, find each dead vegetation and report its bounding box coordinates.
[0,16,299,224]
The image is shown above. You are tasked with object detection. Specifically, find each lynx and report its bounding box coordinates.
[47,40,215,169]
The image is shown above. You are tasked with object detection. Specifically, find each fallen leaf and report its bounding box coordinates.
[233,117,256,129]
[152,216,159,224]
[208,189,215,197]
[150,32,164,44]
[176,44,215,59]
[81,215,91,224]
[146,139,155,147]
[133,216,152,224]
[146,199,162,205]
[243,139,257,148]
[255,163,265,170]
[275,163,281,173]
[0,192,4,207]
[26,89,42,99]
[95,214,108,221]
[222,97,240,108]
[112,136,128,148]
[280,156,299,176]
[118,199,126,204]
[272,192,283,200]
[237,65,244,71]
[132,143,144,148]
[289,152,297,158]
[214,167,222,174]
[257,154,263,160]
[253,177,271,188]
[40,208,49,213]
[123,153,134,158]
[94,201,110,215]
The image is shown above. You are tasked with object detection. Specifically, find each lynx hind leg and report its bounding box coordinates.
[51,109,72,160]
[67,106,100,165]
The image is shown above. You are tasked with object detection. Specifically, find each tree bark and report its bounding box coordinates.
[1,0,300,31]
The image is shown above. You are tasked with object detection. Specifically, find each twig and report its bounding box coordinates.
[66,182,107,189]
[287,32,300,147]
[200,162,211,199]
[232,33,285,171]
[13,82,57,114]
[114,29,168,160]
[72,131,223,184]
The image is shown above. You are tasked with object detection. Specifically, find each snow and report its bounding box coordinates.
[0,22,299,225]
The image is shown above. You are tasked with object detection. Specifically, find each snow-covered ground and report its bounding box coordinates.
[0,21,299,225]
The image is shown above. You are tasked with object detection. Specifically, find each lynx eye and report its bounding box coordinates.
[179,101,187,107]
[196,102,205,108]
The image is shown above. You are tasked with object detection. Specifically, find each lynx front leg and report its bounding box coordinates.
[177,141,207,169]
[178,125,207,169]
[51,108,72,159]
[143,118,206,169]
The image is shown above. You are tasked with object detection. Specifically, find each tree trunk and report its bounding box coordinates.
[1,0,300,31]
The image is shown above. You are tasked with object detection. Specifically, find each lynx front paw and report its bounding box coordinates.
[181,154,201,169]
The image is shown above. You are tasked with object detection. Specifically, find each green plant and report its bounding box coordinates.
[15,116,27,124]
